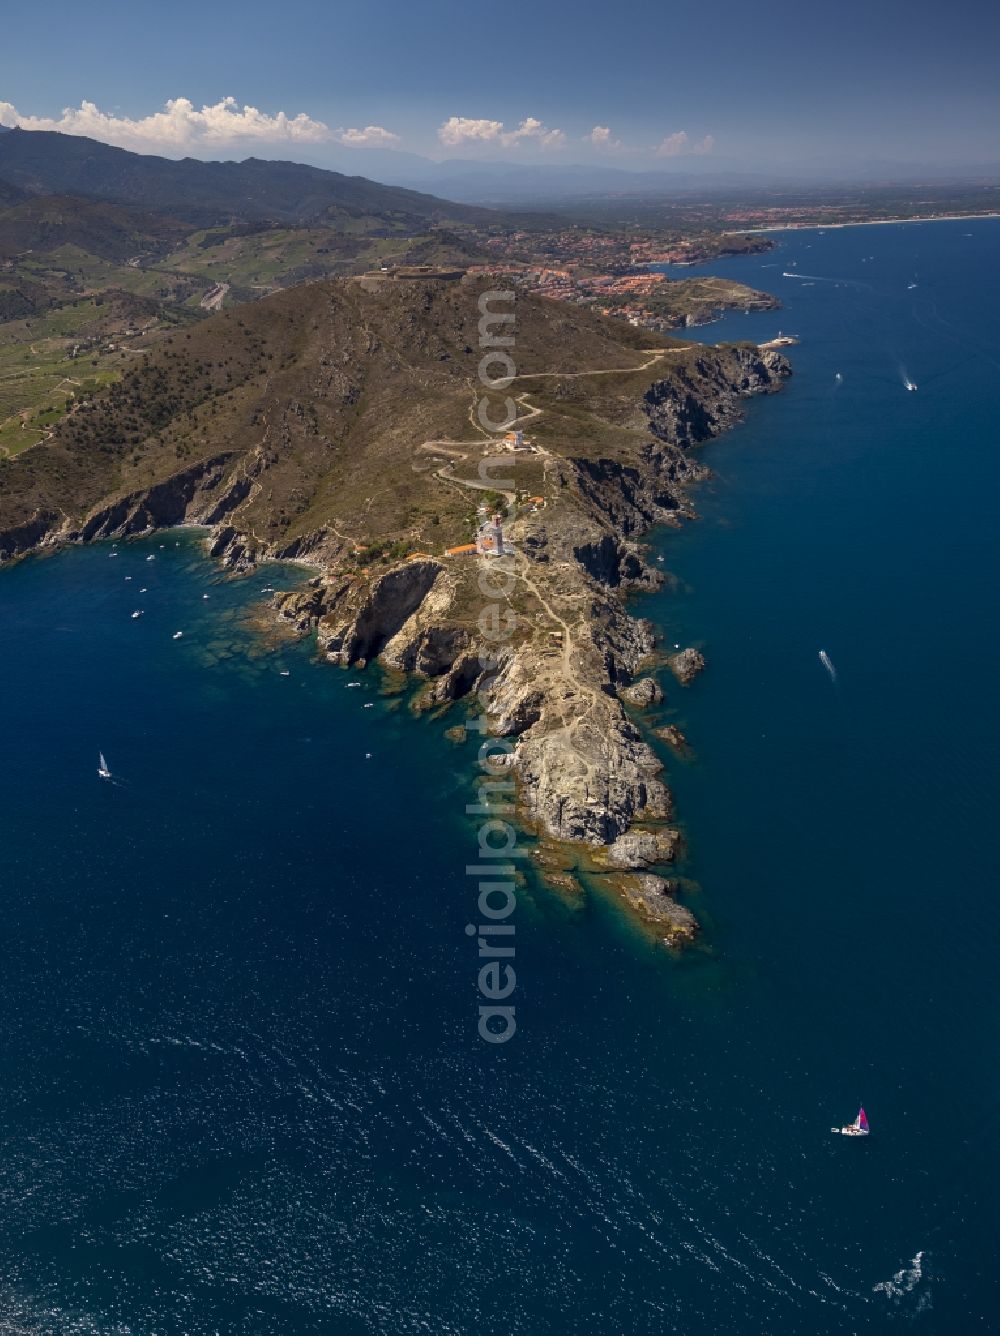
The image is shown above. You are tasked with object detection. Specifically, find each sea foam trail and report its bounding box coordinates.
[873,1250,926,1299]
[818,650,837,682]
[782,271,844,283]
[782,270,875,292]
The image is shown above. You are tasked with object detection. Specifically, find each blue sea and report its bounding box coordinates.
[1,219,998,1333]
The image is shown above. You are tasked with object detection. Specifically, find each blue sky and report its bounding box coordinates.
[1,0,998,173]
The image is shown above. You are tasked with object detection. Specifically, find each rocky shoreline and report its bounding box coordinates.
[0,288,789,946]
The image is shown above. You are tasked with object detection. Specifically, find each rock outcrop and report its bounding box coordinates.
[669,648,706,684]
[620,677,664,708]
[604,828,682,868]
[317,560,444,667]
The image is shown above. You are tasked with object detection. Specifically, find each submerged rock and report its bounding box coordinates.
[619,874,698,944]
[654,723,692,756]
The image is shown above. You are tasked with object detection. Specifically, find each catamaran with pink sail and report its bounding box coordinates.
[833,1106,870,1137]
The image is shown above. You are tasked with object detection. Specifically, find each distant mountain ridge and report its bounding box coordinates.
[0,128,501,228]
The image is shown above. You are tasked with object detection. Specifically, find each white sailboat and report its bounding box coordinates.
[98,752,112,780]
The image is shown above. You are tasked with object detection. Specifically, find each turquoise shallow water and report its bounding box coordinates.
[1,219,999,1332]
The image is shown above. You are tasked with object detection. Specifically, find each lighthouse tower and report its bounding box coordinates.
[490,512,504,557]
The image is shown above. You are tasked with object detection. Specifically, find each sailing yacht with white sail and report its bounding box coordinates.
[98,753,112,780]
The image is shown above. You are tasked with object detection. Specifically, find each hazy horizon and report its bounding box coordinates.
[2,123,998,206]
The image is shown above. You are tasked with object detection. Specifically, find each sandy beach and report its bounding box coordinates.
[729,211,1000,235]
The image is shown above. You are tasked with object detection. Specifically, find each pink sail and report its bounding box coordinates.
[857,1107,869,1132]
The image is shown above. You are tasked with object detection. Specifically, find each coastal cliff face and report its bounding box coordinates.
[0,276,788,942]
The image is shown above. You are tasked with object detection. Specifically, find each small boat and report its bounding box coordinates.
[172,631,183,640]
[202,594,210,600]
[363,702,374,709]
[131,610,144,619]
[146,554,155,562]
[98,752,112,780]
[279,670,291,677]
[832,1106,870,1137]
[904,379,918,392]
[835,372,843,382]
[346,681,362,688]
[139,587,147,593]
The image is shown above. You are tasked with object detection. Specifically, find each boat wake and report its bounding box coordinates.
[818,650,837,682]
[97,752,129,787]
[783,270,875,294]
[782,271,848,283]
[873,1250,926,1300]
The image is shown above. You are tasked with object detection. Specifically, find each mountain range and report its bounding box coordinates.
[0,128,501,228]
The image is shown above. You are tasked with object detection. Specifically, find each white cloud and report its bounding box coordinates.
[337,125,401,148]
[587,125,624,151]
[437,117,505,147]
[437,115,565,151]
[516,117,566,150]
[585,126,650,157]
[653,130,715,158]
[654,130,689,157]
[0,96,402,156]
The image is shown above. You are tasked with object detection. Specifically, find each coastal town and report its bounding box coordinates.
[460,225,779,331]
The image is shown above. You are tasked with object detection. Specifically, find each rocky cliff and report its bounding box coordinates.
[268,343,790,941]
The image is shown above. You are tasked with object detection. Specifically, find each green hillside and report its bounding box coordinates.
[0,275,739,564]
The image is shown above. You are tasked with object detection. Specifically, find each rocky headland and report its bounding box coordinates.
[0,274,789,943]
